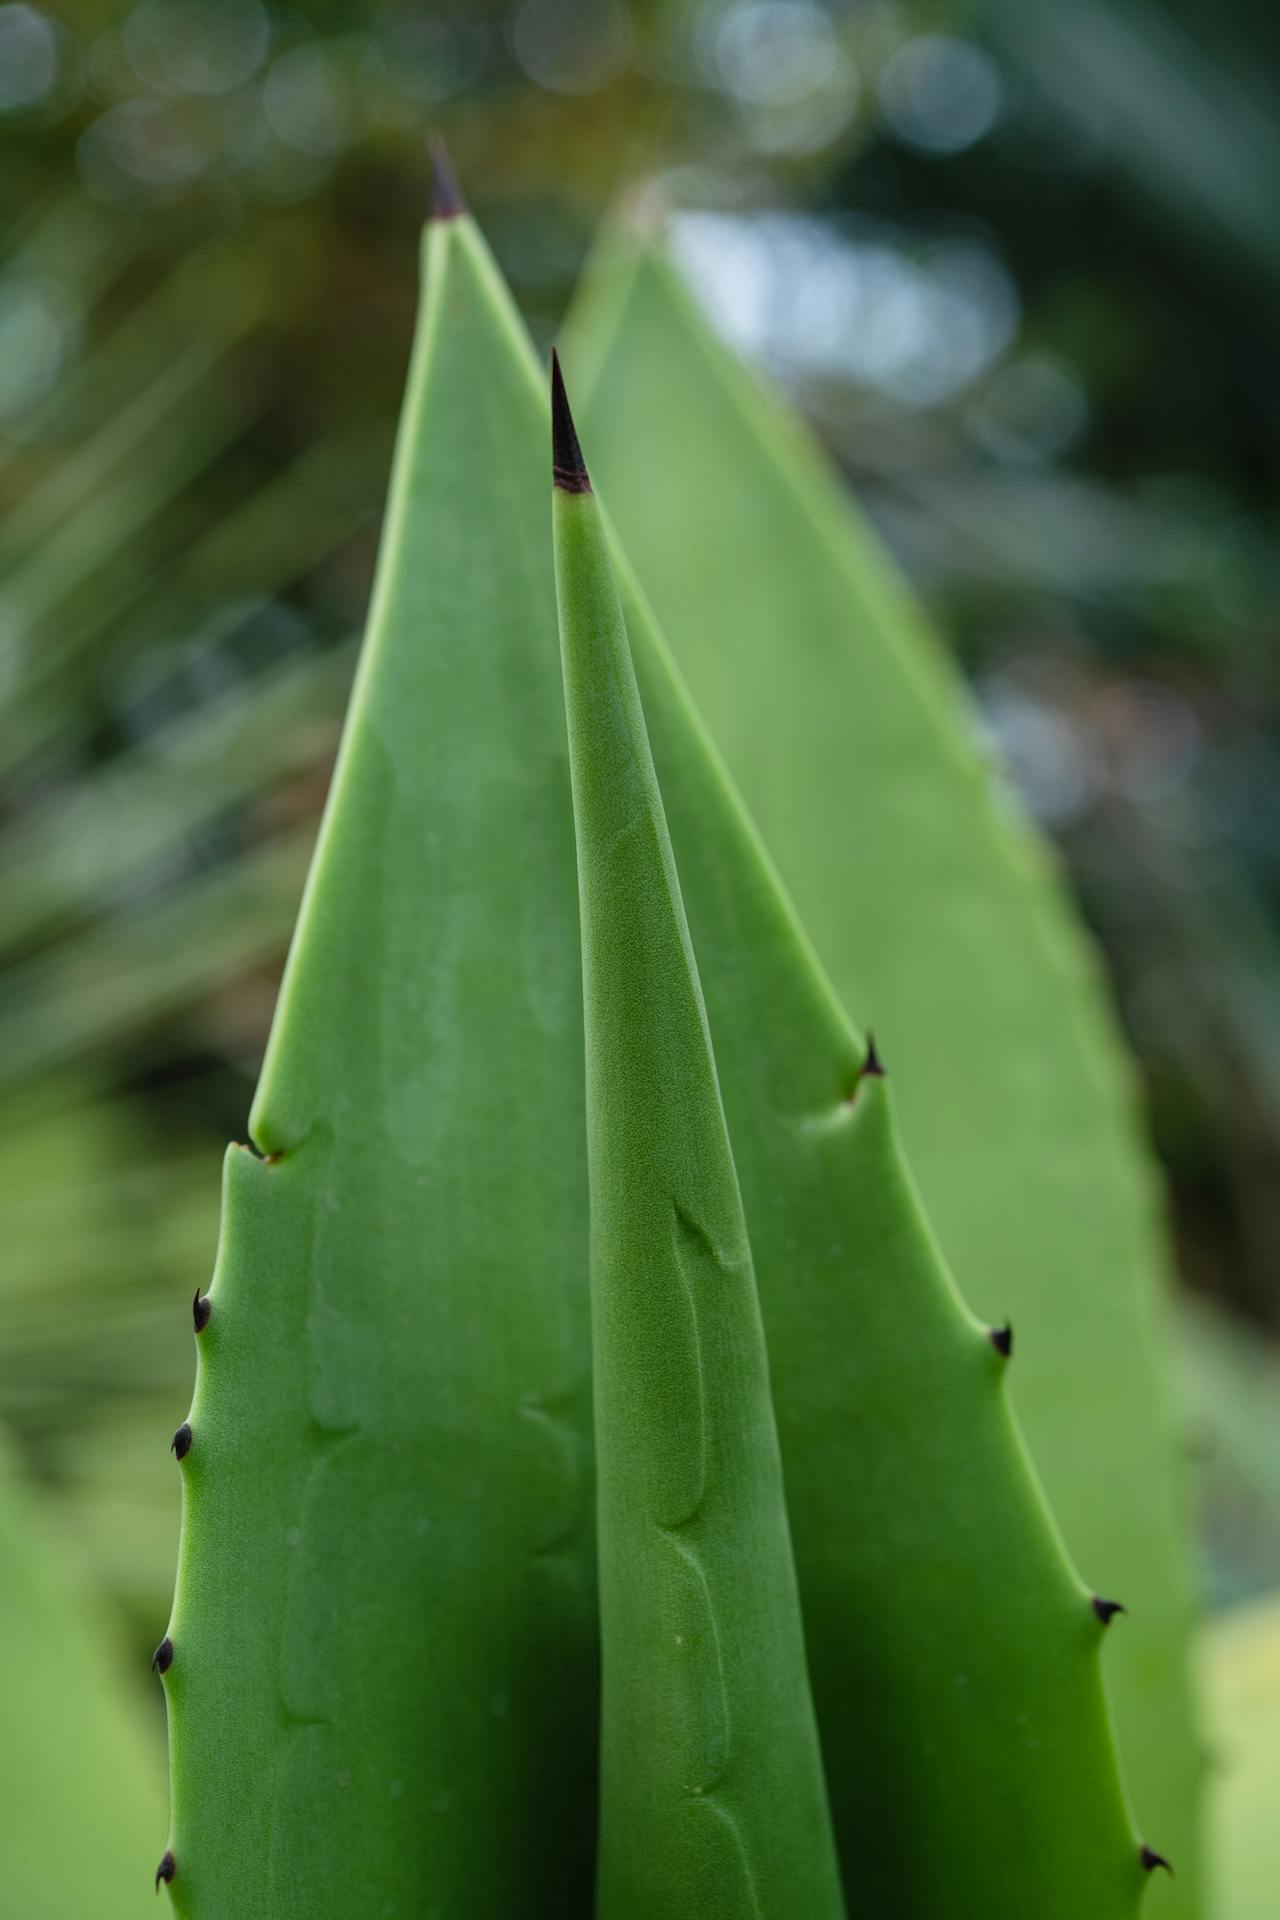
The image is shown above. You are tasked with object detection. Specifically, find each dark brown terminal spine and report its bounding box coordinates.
[428,133,466,222]
[155,1850,176,1890]
[551,350,592,493]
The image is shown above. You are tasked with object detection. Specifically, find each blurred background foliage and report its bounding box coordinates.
[1,0,1278,1827]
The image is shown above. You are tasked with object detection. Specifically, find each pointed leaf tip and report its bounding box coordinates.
[551,350,591,493]
[427,133,466,221]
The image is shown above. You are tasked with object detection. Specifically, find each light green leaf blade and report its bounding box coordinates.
[0,1441,164,1916]
[162,208,595,1917]
[568,234,1199,1910]
[597,518,1150,1915]
[551,371,846,1920]
[1202,1595,1280,1920]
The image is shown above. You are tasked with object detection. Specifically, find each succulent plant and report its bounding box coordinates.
[566,228,1200,1916]
[160,156,596,1918]
[153,152,1193,1917]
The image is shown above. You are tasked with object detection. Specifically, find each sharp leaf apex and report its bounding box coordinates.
[551,350,591,493]
[427,132,466,221]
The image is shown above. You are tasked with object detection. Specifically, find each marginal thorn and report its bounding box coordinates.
[171,1421,192,1462]
[1092,1596,1126,1626]
[862,1032,885,1077]
[193,1289,211,1333]
[427,133,465,221]
[151,1636,174,1674]
[1140,1844,1173,1876]
[155,1850,176,1890]
[551,350,591,493]
[988,1321,1013,1358]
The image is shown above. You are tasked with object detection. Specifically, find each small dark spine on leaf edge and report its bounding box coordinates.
[151,1636,174,1674]
[155,1851,176,1890]
[427,133,465,221]
[171,1422,192,1461]
[1140,1845,1173,1876]
[193,1289,211,1333]
[988,1321,1013,1358]
[551,350,591,493]
[862,1032,886,1077]
[1092,1596,1125,1626]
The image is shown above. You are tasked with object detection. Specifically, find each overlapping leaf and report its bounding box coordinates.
[552,368,845,1918]
[162,206,596,1917]
[567,232,1200,1912]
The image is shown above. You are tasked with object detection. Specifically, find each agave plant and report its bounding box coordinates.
[131,144,1214,1920]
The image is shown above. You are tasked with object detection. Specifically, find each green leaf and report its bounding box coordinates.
[1202,1595,1280,1920]
[159,176,1177,1917]
[584,478,1148,1915]
[551,359,846,1920]
[0,1440,164,1915]
[567,233,1199,1911]
[162,206,596,1916]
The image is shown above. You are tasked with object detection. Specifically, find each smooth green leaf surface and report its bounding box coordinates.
[607,547,1148,1915]
[568,235,1199,1910]
[0,1441,164,1917]
[162,185,1182,1919]
[163,211,595,1917]
[1202,1595,1280,1920]
[553,434,845,1920]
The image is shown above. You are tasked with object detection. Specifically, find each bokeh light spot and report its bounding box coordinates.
[879,34,1001,156]
[0,277,80,421]
[510,0,633,96]
[122,0,269,97]
[670,210,1019,406]
[262,44,356,157]
[0,4,58,110]
[77,97,209,205]
[969,355,1089,465]
[716,0,857,153]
